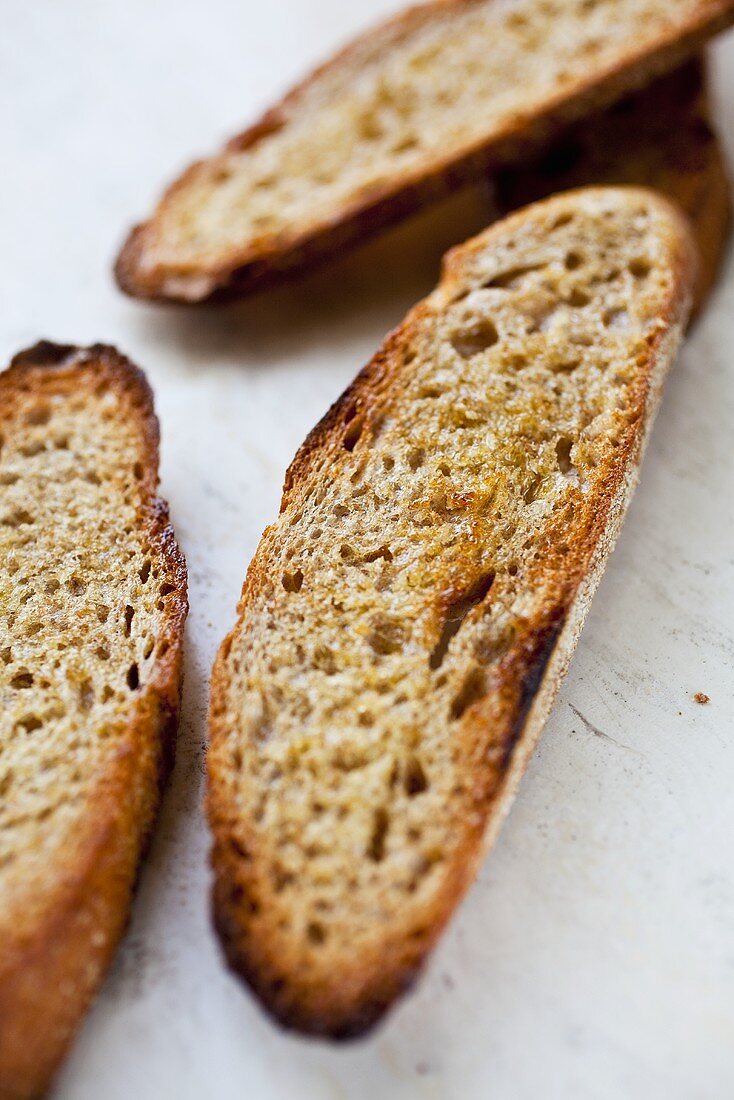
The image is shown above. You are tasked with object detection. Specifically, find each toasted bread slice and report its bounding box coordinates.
[116,0,732,304]
[208,188,696,1038]
[0,343,187,1100]
[496,57,731,318]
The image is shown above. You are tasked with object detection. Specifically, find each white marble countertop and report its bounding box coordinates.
[3,2,733,1097]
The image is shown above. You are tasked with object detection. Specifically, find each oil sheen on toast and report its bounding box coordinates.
[207,188,696,1037]
[0,343,187,1100]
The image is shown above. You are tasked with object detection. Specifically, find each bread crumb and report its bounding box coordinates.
[693,692,710,705]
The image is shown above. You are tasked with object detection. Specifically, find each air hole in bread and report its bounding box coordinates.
[403,754,429,796]
[10,670,33,690]
[392,135,419,154]
[282,569,304,593]
[551,211,574,229]
[313,645,336,674]
[506,10,529,29]
[343,415,365,452]
[603,307,630,329]
[551,357,581,374]
[450,666,487,720]
[25,405,51,427]
[567,287,590,307]
[307,920,327,945]
[17,714,43,733]
[450,318,499,358]
[430,572,495,670]
[362,544,393,564]
[629,257,651,279]
[407,447,424,471]
[124,605,134,636]
[20,441,44,458]
[228,883,245,906]
[555,436,582,487]
[126,663,139,690]
[523,473,542,503]
[483,264,542,289]
[2,509,34,528]
[79,680,94,711]
[368,614,406,657]
[367,807,390,861]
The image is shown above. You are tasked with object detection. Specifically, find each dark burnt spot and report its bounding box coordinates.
[502,610,566,768]
[10,341,79,369]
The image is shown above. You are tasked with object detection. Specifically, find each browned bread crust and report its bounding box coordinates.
[207,188,696,1037]
[496,56,732,318]
[115,0,734,304]
[0,343,187,1100]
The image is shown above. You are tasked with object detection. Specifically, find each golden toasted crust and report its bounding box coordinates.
[207,189,696,1037]
[496,56,732,319]
[115,0,733,304]
[0,343,187,1100]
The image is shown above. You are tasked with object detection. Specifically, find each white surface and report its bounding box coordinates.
[3,2,734,1097]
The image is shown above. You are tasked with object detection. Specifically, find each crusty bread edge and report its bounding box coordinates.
[207,188,697,1038]
[115,0,733,303]
[0,343,188,1100]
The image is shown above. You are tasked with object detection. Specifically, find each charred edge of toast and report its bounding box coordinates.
[212,899,404,1040]
[114,0,734,303]
[6,341,159,429]
[501,609,567,771]
[210,608,570,1042]
[10,340,83,369]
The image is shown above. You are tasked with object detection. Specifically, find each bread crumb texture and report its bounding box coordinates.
[124,0,731,298]
[208,189,694,1032]
[0,346,185,926]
